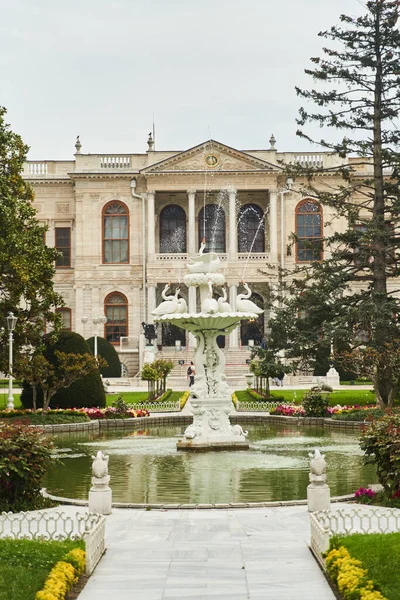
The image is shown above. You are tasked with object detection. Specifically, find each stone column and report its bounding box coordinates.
[47,220,55,247]
[147,191,155,259]
[229,284,239,348]
[75,286,84,335]
[147,285,156,323]
[228,188,237,259]
[269,190,278,263]
[188,286,197,347]
[187,189,196,254]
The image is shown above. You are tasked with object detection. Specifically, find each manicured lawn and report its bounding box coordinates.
[106,391,149,405]
[236,389,377,406]
[0,394,22,410]
[331,533,400,600]
[106,390,184,405]
[0,538,85,600]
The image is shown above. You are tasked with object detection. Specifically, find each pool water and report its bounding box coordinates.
[44,422,376,504]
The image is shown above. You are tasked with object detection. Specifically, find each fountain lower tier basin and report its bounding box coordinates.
[44,422,377,504]
[177,439,249,451]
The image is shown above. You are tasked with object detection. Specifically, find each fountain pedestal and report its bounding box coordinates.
[156,310,255,451]
[153,244,262,451]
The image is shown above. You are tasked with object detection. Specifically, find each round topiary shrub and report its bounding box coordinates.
[21,331,106,409]
[86,336,121,377]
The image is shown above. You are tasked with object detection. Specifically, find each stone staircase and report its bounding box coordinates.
[157,347,253,388]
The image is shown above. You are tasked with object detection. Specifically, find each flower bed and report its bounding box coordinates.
[36,547,86,600]
[325,545,386,600]
[270,404,306,417]
[83,407,150,420]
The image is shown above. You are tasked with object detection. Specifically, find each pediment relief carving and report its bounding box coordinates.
[142,141,280,175]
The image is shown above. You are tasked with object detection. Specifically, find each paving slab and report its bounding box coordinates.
[76,505,336,600]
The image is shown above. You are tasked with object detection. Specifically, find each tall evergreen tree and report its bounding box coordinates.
[0,107,63,370]
[268,1,400,406]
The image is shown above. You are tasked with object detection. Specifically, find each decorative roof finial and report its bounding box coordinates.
[147,132,154,151]
[269,134,276,150]
[75,135,82,154]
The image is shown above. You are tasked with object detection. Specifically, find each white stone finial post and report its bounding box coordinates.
[89,451,112,515]
[307,448,330,512]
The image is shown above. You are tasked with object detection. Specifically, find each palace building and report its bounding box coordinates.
[22,134,351,375]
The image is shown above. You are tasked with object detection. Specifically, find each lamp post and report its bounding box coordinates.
[82,316,107,358]
[6,312,18,410]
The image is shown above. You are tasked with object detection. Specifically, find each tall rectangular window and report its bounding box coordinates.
[55,227,71,268]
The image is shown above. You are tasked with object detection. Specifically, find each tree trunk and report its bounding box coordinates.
[32,385,37,412]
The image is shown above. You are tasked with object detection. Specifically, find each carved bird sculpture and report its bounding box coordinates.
[218,286,232,313]
[201,279,219,314]
[151,286,179,316]
[176,286,188,313]
[236,282,264,314]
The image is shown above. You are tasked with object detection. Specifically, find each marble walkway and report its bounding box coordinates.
[77,505,335,600]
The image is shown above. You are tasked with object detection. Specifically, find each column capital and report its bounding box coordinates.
[227,186,237,196]
[269,189,278,199]
[147,190,155,199]
[187,188,197,196]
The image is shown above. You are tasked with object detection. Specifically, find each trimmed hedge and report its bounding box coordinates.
[86,336,121,377]
[21,332,106,409]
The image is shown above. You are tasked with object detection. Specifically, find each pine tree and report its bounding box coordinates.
[0,106,63,370]
[269,1,400,406]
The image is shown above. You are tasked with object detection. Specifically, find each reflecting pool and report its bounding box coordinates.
[44,422,376,504]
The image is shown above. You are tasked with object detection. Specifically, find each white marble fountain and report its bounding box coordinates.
[152,240,263,450]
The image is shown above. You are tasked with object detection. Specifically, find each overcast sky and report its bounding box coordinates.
[1,0,363,160]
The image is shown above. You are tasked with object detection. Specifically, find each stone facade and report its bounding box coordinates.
[22,137,381,374]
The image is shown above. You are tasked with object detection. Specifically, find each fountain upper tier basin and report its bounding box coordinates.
[154,312,259,333]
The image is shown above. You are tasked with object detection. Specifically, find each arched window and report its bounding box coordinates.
[104,292,128,344]
[159,205,186,253]
[296,199,323,262]
[103,201,129,264]
[238,204,265,252]
[199,205,226,253]
[56,308,71,330]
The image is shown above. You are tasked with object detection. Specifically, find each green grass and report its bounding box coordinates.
[0,394,22,410]
[106,391,184,405]
[235,389,377,406]
[331,533,400,600]
[0,538,85,600]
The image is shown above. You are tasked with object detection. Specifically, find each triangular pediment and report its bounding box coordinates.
[141,140,281,174]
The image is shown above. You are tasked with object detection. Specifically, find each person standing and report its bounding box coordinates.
[187,361,195,387]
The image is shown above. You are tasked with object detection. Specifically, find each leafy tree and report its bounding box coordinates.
[0,107,63,369]
[21,332,107,409]
[18,350,103,412]
[249,347,288,397]
[269,1,400,407]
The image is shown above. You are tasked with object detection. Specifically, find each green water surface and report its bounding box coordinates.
[44,422,376,504]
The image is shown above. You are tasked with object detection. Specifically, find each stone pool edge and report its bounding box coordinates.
[41,488,355,509]
[37,412,366,433]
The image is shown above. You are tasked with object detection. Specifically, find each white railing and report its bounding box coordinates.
[310,507,400,564]
[27,162,48,175]
[133,401,180,412]
[100,156,131,169]
[295,154,324,168]
[237,252,269,261]
[0,510,106,575]
[235,401,284,412]
[155,253,188,261]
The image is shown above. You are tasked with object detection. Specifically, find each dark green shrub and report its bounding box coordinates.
[86,336,121,377]
[302,391,329,416]
[0,422,54,511]
[21,332,106,409]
